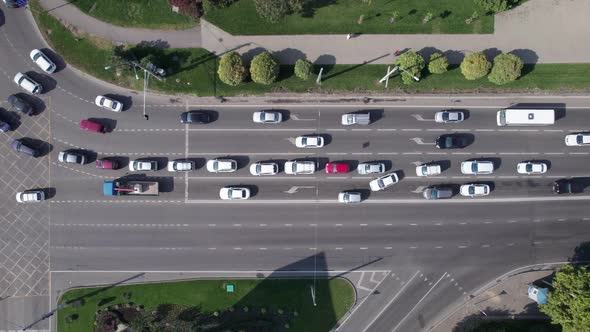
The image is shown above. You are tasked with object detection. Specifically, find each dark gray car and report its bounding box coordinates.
[423,186,454,200]
[7,94,34,116]
[0,115,11,132]
[11,139,40,157]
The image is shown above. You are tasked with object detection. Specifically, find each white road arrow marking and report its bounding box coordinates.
[285,137,297,144]
[291,114,317,121]
[411,186,428,193]
[410,137,435,145]
[411,114,435,121]
[411,161,424,166]
[283,186,316,194]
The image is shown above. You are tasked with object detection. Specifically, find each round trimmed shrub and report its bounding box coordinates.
[250,51,280,85]
[460,51,491,80]
[217,51,246,86]
[394,51,425,85]
[294,59,313,80]
[428,52,449,74]
[254,0,289,23]
[488,53,524,85]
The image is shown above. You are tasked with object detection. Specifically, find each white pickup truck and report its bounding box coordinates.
[284,161,316,175]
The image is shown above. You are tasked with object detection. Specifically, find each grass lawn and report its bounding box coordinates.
[31,0,590,97]
[204,0,493,35]
[68,0,197,29]
[56,278,355,332]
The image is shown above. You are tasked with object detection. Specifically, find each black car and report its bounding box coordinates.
[553,179,584,194]
[180,111,210,124]
[7,94,34,116]
[0,114,11,132]
[11,139,40,157]
[436,134,466,149]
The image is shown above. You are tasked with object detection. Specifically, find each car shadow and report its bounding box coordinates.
[356,108,384,124]
[395,169,405,181]
[0,107,21,131]
[430,159,451,172]
[21,137,52,157]
[188,157,207,170]
[44,187,57,199]
[223,155,250,170]
[15,93,45,116]
[314,157,331,171]
[40,48,67,72]
[26,71,57,94]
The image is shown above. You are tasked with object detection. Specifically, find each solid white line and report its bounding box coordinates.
[391,272,448,332]
[360,270,420,332]
[51,269,391,274]
[187,152,309,156]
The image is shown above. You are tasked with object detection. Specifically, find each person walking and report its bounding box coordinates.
[346,34,352,40]
[394,50,400,56]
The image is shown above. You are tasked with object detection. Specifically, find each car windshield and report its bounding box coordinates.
[577,135,584,144]
[377,179,384,188]
[111,101,118,108]
[526,164,533,172]
[471,163,478,172]
[33,53,41,60]
[442,113,449,121]
[331,164,337,172]
[421,165,427,173]
[255,165,261,173]
[469,187,475,195]
[99,97,105,104]
[446,137,453,146]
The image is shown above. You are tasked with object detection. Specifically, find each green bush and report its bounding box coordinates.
[428,52,449,74]
[294,59,313,80]
[254,0,290,23]
[205,0,237,8]
[250,51,280,84]
[217,51,246,86]
[394,51,425,85]
[474,0,509,13]
[460,51,491,80]
[287,0,305,13]
[488,53,524,85]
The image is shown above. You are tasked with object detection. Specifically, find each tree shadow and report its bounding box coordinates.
[570,241,590,263]
[510,48,539,64]
[241,47,267,65]
[323,53,389,80]
[444,50,464,64]
[274,48,307,65]
[482,48,501,62]
[301,0,338,18]
[452,308,513,332]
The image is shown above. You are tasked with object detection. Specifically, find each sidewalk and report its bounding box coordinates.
[38,0,590,65]
[430,269,555,332]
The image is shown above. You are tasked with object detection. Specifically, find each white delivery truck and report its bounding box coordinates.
[496,109,555,126]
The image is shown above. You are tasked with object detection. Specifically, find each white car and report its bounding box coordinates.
[461,161,494,175]
[167,159,195,172]
[517,161,547,175]
[369,172,399,191]
[219,187,250,200]
[206,159,237,173]
[338,191,362,204]
[460,184,490,197]
[15,190,46,203]
[95,95,123,112]
[284,160,315,175]
[249,162,278,176]
[435,110,464,123]
[357,162,385,175]
[253,111,282,124]
[565,133,590,146]
[13,72,42,94]
[129,160,158,171]
[58,151,86,164]
[295,135,324,148]
[30,49,56,73]
[415,163,442,177]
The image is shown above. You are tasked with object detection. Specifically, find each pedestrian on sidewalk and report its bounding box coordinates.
[394,50,400,56]
[346,34,352,40]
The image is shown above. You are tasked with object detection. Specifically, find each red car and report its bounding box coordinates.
[325,162,349,174]
[95,158,118,170]
[80,119,105,133]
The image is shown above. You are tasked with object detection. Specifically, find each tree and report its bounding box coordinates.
[394,51,425,85]
[250,51,280,85]
[294,59,313,80]
[488,53,524,85]
[204,0,237,8]
[254,0,290,23]
[474,0,510,13]
[540,265,590,332]
[217,51,246,86]
[428,52,449,74]
[460,51,491,80]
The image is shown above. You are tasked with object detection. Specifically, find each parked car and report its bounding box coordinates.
[15,190,46,203]
[284,160,315,175]
[2,0,18,8]
[357,162,385,175]
[249,162,278,176]
[415,163,442,177]
[11,139,40,157]
[129,159,158,171]
[167,159,195,172]
[325,162,349,174]
[553,179,584,194]
[422,186,454,200]
[565,133,590,146]
[295,135,324,148]
[253,111,282,124]
[0,115,11,132]
[219,187,251,200]
[79,119,105,133]
[30,49,56,73]
[206,159,237,173]
[436,134,468,149]
[338,191,362,204]
[369,172,399,191]
[461,160,494,175]
[180,111,210,124]
[435,110,464,123]
[58,151,86,164]
[95,158,118,170]
[517,161,548,175]
[460,183,490,197]
[13,72,42,94]
[95,95,122,112]
[7,94,34,116]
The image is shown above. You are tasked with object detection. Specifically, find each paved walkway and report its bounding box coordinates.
[38,0,590,65]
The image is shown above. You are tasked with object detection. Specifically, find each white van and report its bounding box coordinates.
[13,72,43,94]
[496,109,554,126]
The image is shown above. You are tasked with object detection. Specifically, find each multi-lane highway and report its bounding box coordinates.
[1,5,590,332]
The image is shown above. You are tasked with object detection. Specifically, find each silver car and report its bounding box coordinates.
[357,162,385,175]
[435,110,464,123]
[253,111,282,124]
[369,172,399,191]
[338,191,362,204]
[58,151,86,164]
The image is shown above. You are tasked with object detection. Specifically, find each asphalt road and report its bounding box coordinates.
[1,5,590,332]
